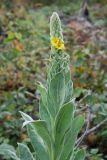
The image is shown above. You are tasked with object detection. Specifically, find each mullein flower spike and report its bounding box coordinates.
[50,12,63,41]
[0,12,85,160]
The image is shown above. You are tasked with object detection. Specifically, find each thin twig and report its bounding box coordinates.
[86,117,107,135]
[76,109,91,147]
[77,90,91,104]
[25,91,39,100]
[76,116,107,147]
[76,106,87,113]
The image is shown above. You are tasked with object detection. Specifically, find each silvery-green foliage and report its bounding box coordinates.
[0,144,19,160]
[0,12,86,160]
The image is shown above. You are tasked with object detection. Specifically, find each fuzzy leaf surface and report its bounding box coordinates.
[55,102,74,159]
[59,115,85,160]
[18,143,34,160]
[47,71,65,118]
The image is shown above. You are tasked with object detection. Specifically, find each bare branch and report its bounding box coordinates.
[76,109,91,147]
[86,117,107,135]
[76,116,107,147]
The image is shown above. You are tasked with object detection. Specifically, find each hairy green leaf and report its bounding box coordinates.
[27,124,49,160]
[0,144,19,160]
[47,71,65,118]
[39,99,52,130]
[18,143,34,160]
[38,82,47,106]
[55,102,74,159]
[64,71,73,103]
[59,115,85,160]
[32,120,52,154]
[74,149,85,160]
[20,111,49,160]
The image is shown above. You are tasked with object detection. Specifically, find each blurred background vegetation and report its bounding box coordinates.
[0,0,107,159]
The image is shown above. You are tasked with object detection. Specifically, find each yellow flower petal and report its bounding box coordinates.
[51,37,64,49]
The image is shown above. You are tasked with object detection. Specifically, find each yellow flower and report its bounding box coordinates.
[51,37,64,49]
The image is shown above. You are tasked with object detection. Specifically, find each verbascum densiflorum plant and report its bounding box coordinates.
[0,12,86,160]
